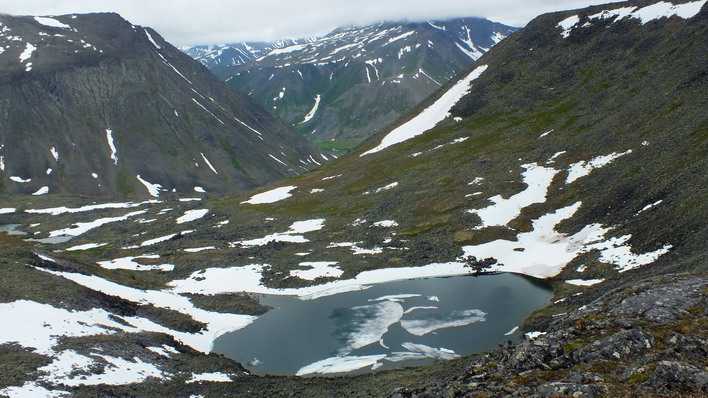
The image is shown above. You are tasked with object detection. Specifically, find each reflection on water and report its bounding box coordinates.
[213,273,552,376]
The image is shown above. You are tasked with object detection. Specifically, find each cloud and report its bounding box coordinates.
[1,0,621,46]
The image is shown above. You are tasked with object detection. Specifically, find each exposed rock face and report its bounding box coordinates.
[0,13,322,198]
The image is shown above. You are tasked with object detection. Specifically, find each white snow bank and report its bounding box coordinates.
[0,300,136,355]
[140,230,193,247]
[32,186,49,196]
[559,1,707,38]
[565,279,605,286]
[136,175,162,198]
[0,383,67,398]
[233,219,325,247]
[467,163,558,228]
[19,43,36,63]
[200,153,218,175]
[372,220,398,228]
[300,94,321,124]
[146,345,178,358]
[105,129,118,165]
[34,17,71,29]
[26,201,159,216]
[186,372,232,383]
[66,243,108,251]
[242,186,297,204]
[144,29,161,49]
[10,176,31,183]
[97,255,175,272]
[40,350,166,386]
[34,266,257,353]
[374,182,399,193]
[50,146,59,161]
[184,247,216,253]
[48,210,146,237]
[557,15,580,38]
[636,200,663,215]
[526,331,546,339]
[631,0,707,24]
[290,262,343,280]
[361,65,488,156]
[169,261,471,300]
[566,150,632,183]
[176,209,209,224]
[463,202,672,278]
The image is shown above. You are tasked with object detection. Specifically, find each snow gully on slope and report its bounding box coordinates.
[361,65,488,156]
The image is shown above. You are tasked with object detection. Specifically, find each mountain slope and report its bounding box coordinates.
[0,0,706,396]
[0,13,324,199]
[185,39,314,68]
[187,18,517,150]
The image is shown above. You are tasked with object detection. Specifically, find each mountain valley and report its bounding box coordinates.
[0,0,707,397]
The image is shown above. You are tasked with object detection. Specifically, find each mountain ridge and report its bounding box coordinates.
[0,12,325,199]
[185,17,518,151]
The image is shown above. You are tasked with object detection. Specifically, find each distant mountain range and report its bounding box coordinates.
[185,18,517,151]
[0,13,324,198]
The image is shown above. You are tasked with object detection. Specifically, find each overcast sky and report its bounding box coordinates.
[1,0,620,46]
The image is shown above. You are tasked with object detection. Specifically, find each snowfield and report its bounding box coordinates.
[176,209,209,224]
[467,163,558,228]
[242,186,297,204]
[361,65,488,156]
[34,16,71,29]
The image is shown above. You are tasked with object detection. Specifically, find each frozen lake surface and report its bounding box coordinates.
[214,273,551,376]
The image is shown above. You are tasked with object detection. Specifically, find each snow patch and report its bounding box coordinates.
[242,186,297,205]
[32,186,49,196]
[97,255,175,272]
[362,65,487,156]
[372,220,398,228]
[105,129,118,165]
[200,153,218,175]
[34,17,71,29]
[566,150,632,184]
[47,211,146,237]
[565,279,605,286]
[144,29,161,49]
[232,219,325,247]
[136,175,162,197]
[467,163,558,228]
[300,94,321,124]
[176,209,209,224]
[65,243,107,252]
[290,261,342,280]
[186,372,232,383]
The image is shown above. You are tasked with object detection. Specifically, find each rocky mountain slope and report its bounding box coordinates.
[0,13,324,199]
[186,18,516,150]
[0,0,706,396]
